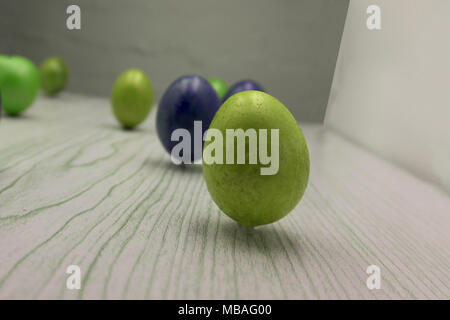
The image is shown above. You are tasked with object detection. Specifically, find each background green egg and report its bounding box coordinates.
[0,55,40,115]
[208,77,228,100]
[39,57,68,96]
[110,68,154,129]
[202,90,310,227]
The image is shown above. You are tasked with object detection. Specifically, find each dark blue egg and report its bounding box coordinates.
[223,79,265,101]
[156,75,221,162]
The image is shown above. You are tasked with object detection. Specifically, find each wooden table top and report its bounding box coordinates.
[0,93,448,299]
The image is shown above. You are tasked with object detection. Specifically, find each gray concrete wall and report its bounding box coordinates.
[0,0,348,122]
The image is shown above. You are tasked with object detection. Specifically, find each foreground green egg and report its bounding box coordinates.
[39,57,68,96]
[110,68,154,129]
[202,91,310,227]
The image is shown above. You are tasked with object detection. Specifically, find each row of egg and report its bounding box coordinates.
[0,55,309,227]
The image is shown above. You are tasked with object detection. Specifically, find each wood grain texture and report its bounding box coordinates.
[0,93,449,299]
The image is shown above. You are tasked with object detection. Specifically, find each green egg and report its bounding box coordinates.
[110,68,154,129]
[208,77,228,100]
[39,57,68,96]
[202,90,310,227]
[0,55,40,115]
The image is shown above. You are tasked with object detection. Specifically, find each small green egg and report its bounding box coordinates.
[110,68,154,129]
[39,57,68,96]
[208,77,228,100]
[202,91,310,227]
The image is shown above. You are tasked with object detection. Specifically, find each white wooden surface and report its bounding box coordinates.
[0,93,448,299]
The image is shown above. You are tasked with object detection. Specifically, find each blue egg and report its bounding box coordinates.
[223,79,265,101]
[156,75,221,162]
